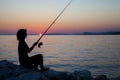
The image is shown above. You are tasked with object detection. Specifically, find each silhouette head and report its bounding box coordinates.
[17,29,27,41]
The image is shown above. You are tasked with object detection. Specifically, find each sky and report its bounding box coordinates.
[0,0,120,34]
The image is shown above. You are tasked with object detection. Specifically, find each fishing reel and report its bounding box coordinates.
[38,42,43,48]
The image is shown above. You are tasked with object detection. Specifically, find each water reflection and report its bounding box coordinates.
[0,35,120,78]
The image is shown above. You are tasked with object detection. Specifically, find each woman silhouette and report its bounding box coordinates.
[16,29,49,72]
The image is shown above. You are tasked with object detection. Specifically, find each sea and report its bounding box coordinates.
[0,35,120,78]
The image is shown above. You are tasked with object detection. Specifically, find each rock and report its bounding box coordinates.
[110,76,120,80]
[0,60,115,80]
[63,72,81,80]
[43,70,66,80]
[43,70,94,80]
[0,60,48,80]
[94,75,109,80]
[7,72,49,80]
[73,70,93,80]
[0,60,17,80]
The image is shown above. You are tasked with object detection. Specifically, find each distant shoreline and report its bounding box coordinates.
[0,34,120,35]
[0,31,120,35]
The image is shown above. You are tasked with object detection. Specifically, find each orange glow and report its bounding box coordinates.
[0,0,120,34]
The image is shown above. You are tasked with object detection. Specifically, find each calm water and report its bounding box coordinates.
[0,35,120,78]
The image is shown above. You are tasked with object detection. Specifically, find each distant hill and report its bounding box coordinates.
[73,31,120,35]
[46,31,120,35]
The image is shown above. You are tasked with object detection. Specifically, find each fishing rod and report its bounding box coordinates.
[37,0,72,47]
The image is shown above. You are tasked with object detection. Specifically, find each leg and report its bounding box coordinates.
[29,54,44,69]
[29,54,49,72]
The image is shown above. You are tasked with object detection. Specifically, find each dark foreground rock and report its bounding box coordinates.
[0,60,119,80]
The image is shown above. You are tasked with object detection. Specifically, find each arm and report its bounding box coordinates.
[28,42,38,53]
[28,42,43,53]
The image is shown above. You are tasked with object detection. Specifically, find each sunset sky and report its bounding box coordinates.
[0,0,120,34]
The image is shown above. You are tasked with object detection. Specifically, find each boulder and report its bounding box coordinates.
[0,60,115,80]
[94,75,109,80]
[7,72,49,80]
[73,70,93,80]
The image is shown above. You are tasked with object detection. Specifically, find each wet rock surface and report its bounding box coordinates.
[0,60,119,80]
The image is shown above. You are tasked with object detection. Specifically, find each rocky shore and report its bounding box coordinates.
[0,60,119,80]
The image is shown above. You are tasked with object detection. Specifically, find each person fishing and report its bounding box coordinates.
[16,29,49,72]
[16,0,72,72]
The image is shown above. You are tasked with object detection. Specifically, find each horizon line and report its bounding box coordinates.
[0,31,120,35]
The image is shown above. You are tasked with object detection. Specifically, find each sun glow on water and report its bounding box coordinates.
[39,33,42,36]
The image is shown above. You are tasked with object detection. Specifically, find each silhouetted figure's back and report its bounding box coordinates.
[18,39,30,66]
[17,29,49,72]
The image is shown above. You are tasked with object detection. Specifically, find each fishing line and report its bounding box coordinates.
[37,0,73,47]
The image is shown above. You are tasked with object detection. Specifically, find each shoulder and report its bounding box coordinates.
[19,41,27,46]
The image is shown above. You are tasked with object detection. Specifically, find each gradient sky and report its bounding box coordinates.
[0,0,120,34]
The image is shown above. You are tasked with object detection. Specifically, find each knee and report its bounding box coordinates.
[38,54,43,58]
